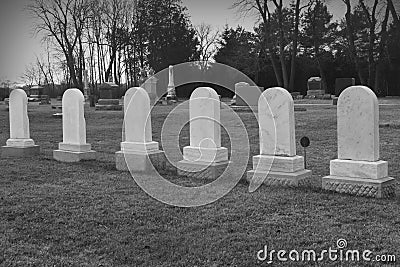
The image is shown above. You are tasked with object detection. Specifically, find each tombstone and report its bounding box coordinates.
[2,89,40,157]
[95,82,122,110]
[306,77,324,98]
[335,78,355,96]
[39,95,50,105]
[177,87,229,179]
[166,65,177,101]
[53,89,96,162]
[142,76,158,105]
[235,82,263,107]
[247,87,311,186]
[322,86,395,198]
[116,87,165,172]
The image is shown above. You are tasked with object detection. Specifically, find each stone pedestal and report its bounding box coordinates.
[95,99,122,110]
[247,155,311,187]
[177,146,229,180]
[2,144,40,157]
[306,90,325,97]
[177,160,229,180]
[53,143,96,163]
[115,141,165,172]
[322,159,395,198]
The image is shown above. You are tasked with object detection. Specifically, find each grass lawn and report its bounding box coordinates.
[1,101,400,266]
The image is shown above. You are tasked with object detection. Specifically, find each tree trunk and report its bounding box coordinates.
[289,0,301,92]
[387,0,400,28]
[375,4,390,95]
[277,6,289,88]
[343,0,366,84]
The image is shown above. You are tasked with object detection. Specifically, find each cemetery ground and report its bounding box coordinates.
[1,100,400,266]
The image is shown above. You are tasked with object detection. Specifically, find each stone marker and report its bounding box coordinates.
[116,87,165,172]
[166,65,177,100]
[142,76,158,105]
[177,87,229,179]
[247,87,311,186]
[235,82,263,107]
[53,89,96,162]
[95,82,122,110]
[322,86,395,198]
[335,78,355,96]
[306,77,324,98]
[2,89,40,157]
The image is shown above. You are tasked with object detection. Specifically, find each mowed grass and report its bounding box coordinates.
[1,101,400,266]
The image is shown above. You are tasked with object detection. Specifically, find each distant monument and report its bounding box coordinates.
[234,82,263,107]
[166,65,177,101]
[306,77,324,98]
[142,69,158,105]
[95,77,122,111]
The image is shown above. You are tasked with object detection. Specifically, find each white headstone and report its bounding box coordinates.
[337,86,379,161]
[259,87,295,156]
[6,89,35,147]
[62,89,87,146]
[116,87,163,171]
[124,87,153,143]
[189,87,221,149]
[178,87,228,178]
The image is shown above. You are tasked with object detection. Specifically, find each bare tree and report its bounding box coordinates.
[21,63,42,86]
[195,23,220,69]
[28,0,90,88]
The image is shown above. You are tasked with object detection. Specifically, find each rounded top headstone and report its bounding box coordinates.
[191,87,219,100]
[63,88,84,100]
[259,87,295,156]
[10,88,27,100]
[337,85,379,161]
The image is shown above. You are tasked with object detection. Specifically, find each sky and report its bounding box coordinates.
[0,0,347,84]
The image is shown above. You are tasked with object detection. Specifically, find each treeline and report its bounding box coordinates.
[215,0,400,95]
[26,0,400,96]
[27,0,198,90]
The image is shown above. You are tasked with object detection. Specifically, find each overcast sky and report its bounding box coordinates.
[0,0,353,83]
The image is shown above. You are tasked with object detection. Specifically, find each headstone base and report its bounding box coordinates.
[95,99,122,111]
[322,176,395,198]
[177,160,229,180]
[247,169,311,187]
[246,155,312,187]
[115,150,165,172]
[330,159,388,179]
[53,150,96,162]
[322,159,395,198]
[306,90,325,98]
[1,145,40,158]
[183,146,228,163]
